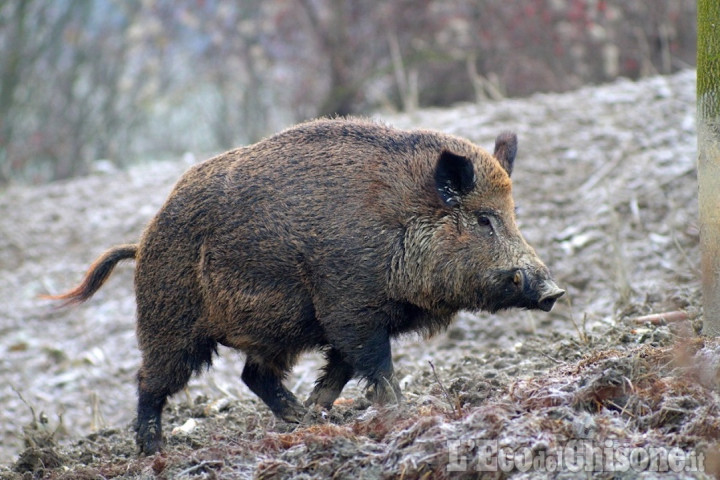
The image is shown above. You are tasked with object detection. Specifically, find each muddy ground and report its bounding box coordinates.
[1,69,717,479]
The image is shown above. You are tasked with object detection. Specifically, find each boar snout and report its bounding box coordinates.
[537,280,565,312]
[512,269,565,312]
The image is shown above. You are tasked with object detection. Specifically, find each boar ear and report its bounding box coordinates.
[434,151,476,208]
[493,132,517,177]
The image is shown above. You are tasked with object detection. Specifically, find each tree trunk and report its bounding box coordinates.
[0,0,30,183]
[298,0,358,117]
[698,0,720,336]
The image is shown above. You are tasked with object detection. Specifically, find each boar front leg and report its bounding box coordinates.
[305,347,355,408]
[323,315,403,405]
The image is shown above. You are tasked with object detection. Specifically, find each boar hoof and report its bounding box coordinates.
[137,426,163,456]
[304,387,341,409]
[366,376,404,405]
[276,402,308,424]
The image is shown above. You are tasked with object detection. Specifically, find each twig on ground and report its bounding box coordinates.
[632,311,688,325]
[565,294,590,345]
[12,386,37,424]
[540,352,563,365]
[175,460,224,477]
[428,361,461,419]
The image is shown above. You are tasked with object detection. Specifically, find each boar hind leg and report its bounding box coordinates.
[136,336,216,455]
[305,348,354,409]
[136,387,166,455]
[241,355,306,422]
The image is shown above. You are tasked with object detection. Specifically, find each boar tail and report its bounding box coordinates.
[44,244,138,307]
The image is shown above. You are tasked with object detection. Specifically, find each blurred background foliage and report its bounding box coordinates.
[0,0,696,184]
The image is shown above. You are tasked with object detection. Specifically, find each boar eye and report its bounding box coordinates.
[477,214,494,235]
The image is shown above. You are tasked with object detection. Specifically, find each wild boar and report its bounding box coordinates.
[49,118,564,454]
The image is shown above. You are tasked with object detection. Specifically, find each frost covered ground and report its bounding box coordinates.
[1,70,716,479]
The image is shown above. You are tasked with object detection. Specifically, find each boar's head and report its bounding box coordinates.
[393,132,564,315]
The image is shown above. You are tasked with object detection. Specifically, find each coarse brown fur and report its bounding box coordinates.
[50,117,563,454]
